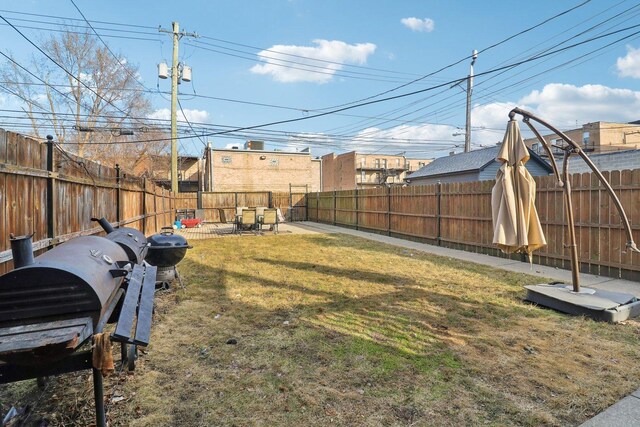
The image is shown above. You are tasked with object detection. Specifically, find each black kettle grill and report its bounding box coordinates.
[145,227,191,267]
[145,227,191,288]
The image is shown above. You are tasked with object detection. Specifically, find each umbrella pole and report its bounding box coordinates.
[523,116,581,291]
[561,150,581,292]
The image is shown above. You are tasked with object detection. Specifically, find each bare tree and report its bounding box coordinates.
[1,29,168,164]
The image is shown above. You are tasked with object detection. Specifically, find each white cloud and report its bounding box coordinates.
[518,83,640,124]
[250,39,376,83]
[351,124,459,156]
[149,108,210,123]
[616,45,640,78]
[401,17,435,33]
[470,102,519,146]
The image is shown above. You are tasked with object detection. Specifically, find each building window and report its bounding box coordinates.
[532,142,540,153]
[552,138,565,154]
[361,158,366,167]
[374,158,380,168]
[582,131,590,145]
[382,159,387,168]
[361,170,365,182]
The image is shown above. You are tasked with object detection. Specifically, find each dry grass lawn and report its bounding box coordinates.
[2,233,640,426]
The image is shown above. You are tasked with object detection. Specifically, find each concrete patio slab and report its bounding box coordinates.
[580,394,640,426]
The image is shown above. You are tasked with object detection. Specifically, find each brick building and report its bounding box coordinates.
[204,147,321,193]
[524,121,640,157]
[321,151,431,191]
[133,145,321,193]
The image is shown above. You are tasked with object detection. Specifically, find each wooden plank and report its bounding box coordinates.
[0,317,92,336]
[133,265,157,346]
[610,171,622,276]
[112,265,144,342]
[0,129,7,163]
[621,170,633,270]
[0,317,92,353]
[6,132,16,165]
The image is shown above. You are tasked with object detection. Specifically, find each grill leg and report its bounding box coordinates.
[93,367,106,427]
[120,342,127,365]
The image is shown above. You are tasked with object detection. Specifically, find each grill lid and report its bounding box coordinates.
[145,227,191,267]
[147,228,190,249]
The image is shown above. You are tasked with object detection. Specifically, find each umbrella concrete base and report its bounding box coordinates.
[525,283,640,322]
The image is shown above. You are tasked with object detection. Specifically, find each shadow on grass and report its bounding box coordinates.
[254,257,417,287]
[164,254,563,425]
[181,254,534,364]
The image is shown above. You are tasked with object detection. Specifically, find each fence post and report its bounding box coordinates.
[153,182,158,233]
[333,190,337,225]
[289,183,293,221]
[268,191,273,208]
[436,180,442,246]
[234,192,238,212]
[316,191,319,222]
[142,177,147,234]
[115,164,121,226]
[355,188,359,230]
[45,135,56,243]
[387,185,391,236]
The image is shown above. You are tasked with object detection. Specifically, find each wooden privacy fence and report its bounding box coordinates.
[308,169,640,281]
[174,190,308,222]
[0,130,177,274]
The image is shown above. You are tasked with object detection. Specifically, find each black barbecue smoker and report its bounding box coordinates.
[0,220,157,427]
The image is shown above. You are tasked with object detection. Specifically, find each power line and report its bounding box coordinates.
[69,0,155,95]
[315,0,594,111]
[0,9,157,30]
[0,14,147,124]
[177,98,206,147]
[51,21,640,148]
[186,42,431,85]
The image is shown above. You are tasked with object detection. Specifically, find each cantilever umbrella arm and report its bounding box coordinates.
[509,107,639,292]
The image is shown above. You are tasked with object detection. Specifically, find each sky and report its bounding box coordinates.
[1,0,640,159]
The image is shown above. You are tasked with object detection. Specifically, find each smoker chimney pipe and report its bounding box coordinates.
[9,233,35,269]
[91,217,115,234]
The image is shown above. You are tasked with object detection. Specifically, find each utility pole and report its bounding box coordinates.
[159,22,198,193]
[465,49,478,153]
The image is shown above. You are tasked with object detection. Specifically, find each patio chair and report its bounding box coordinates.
[236,206,247,217]
[262,208,278,234]
[256,206,266,225]
[234,207,247,234]
[239,209,257,233]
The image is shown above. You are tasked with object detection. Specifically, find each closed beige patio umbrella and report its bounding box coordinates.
[491,118,546,256]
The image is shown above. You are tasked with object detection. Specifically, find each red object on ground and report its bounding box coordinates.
[180,218,202,228]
